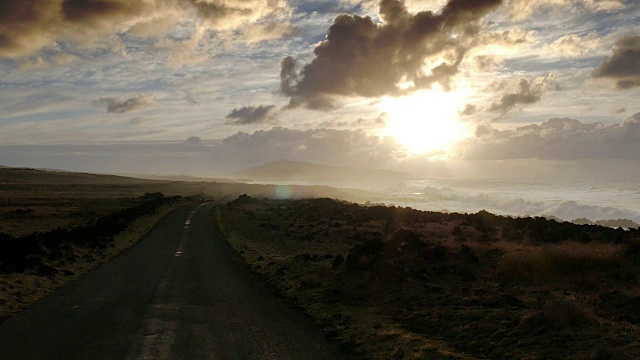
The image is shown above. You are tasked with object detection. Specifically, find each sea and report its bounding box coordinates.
[277,178,640,225]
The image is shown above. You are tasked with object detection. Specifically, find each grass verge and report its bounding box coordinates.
[0,199,189,320]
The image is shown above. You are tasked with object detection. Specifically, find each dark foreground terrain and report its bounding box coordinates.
[0,166,376,317]
[217,195,640,359]
[0,203,345,359]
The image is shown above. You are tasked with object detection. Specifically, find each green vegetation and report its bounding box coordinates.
[216,195,640,359]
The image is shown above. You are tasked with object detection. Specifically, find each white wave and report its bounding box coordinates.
[381,180,640,224]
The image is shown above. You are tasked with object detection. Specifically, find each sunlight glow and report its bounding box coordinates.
[379,88,471,155]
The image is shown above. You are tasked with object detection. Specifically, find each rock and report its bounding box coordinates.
[422,245,447,261]
[37,265,59,277]
[425,283,443,292]
[483,294,521,308]
[25,255,44,268]
[459,245,479,263]
[331,255,344,268]
[384,229,423,257]
[294,253,311,261]
[345,253,361,268]
[591,346,621,360]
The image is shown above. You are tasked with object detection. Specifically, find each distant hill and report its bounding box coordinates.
[121,174,239,183]
[0,166,159,185]
[232,160,411,181]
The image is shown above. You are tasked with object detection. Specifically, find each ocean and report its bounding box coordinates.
[370,178,640,225]
[276,178,640,225]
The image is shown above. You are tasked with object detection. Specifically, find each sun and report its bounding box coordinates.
[378,88,471,155]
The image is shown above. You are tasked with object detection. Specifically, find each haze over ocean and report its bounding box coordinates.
[271,178,640,225]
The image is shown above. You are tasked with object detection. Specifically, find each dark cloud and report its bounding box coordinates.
[624,112,640,125]
[61,0,145,23]
[93,94,154,114]
[614,108,627,114]
[488,75,553,115]
[186,136,202,145]
[454,114,640,160]
[0,0,289,58]
[225,105,278,125]
[280,0,502,110]
[593,35,640,89]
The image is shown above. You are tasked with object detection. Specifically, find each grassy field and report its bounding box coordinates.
[216,195,640,359]
[0,167,379,235]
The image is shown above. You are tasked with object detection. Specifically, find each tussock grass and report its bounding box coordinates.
[495,241,625,282]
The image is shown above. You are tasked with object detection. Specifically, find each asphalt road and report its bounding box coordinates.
[0,203,346,360]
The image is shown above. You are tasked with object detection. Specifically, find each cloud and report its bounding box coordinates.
[130,117,147,126]
[543,33,601,58]
[488,75,554,115]
[477,28,537,47]
[593,35,640,89]
[505,0,624,20]
[186,136,202,144]
[15,52,79,71]
[215,127,402,167]
[471,55,503,71]
[583,0,624,12]
[459,104,478,116]
[154,25,209,68]
[505,0,569,20]
[183,90,200,106]
[51,53,78,65]
[0,0,290,59]
[279,0,503,110]
[225,105,278,125]
[242,22,298,44]
[454,114,640,160]
[94,94,154,114]
[184,0,290,30]
[17,56,48,71]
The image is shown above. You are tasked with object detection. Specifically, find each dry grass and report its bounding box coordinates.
[0,201,185,319]
[495,241,624,281]
[521,298,599,328]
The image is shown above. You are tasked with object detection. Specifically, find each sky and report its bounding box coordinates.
[0,0,639,179]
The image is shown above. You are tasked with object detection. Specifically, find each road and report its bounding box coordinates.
[0,203,347,359]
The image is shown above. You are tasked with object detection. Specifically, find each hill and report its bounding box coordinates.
[232,160,411,182]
